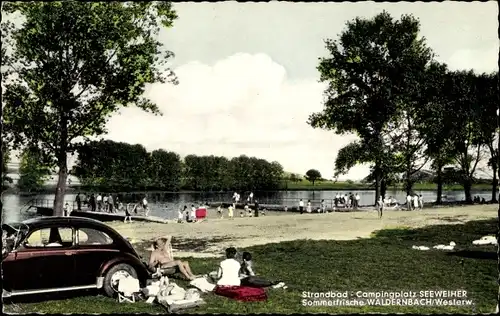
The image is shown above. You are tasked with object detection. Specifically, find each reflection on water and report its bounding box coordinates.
[1,189,492,224]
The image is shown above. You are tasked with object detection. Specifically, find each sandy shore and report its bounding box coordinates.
[108,204,498,258]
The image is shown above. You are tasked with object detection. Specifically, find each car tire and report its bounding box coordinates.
[103,263,138,298]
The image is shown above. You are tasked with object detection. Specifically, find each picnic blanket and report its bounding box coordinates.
[214,285,267,302]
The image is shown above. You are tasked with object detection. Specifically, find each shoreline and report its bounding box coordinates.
[107,204,498,259]
[2,185,495,195]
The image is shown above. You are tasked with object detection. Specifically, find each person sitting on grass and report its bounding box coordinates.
[238,251,283,288]
[239,251,255,278]
[148,236,197,281]
[214,247,241,286]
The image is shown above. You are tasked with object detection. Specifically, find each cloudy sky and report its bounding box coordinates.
[9,1,500,180]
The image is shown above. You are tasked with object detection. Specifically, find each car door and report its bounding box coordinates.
[72,226,120,286]
[17,226,77,290]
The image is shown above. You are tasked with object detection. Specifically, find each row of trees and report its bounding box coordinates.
[72,140,284,192]
[309,11,498,204]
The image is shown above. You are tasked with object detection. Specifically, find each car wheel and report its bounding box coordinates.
[103,263,138,297]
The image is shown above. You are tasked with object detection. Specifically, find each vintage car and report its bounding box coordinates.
[2,216,152,298]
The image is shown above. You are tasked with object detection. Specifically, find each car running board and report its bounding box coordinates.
[3,284,99,298]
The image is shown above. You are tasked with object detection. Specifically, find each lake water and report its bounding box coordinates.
[1,189,492,224]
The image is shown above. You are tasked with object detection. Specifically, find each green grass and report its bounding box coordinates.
[3,219,497,314]
[283,180,492,191]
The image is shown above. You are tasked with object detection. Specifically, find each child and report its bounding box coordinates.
[239,252,255,278]
[178,206,185,223]
[124,204,132,223]
[215,247,241,286]
[217,205,223,219]
[238,251,282,288]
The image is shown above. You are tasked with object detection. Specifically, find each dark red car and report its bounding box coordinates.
[2,216,151,298]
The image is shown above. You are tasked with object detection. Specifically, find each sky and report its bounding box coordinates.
[6,1,500,180]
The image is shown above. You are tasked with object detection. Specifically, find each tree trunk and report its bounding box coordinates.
[491,163,498,203]
[436,166,443,205]
[53,110,69,216]
[381,178,387,200]
[374,166,381,206]
[53,151,68,216]
[463,179,473,204]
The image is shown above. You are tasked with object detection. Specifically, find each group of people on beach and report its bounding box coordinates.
[333,193,361,209]
[74,193,150,221]
[177,203,208,223]
[375,193,425,218]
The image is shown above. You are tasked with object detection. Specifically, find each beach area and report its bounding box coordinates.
[109,204,498,258]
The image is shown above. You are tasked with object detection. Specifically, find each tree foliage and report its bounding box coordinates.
[305,169,322,185]
[73,140,284,192]
[309,11,433,203]
[17,147,52,193]
[1,1,177,215]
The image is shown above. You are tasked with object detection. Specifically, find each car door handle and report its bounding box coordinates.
[64,251,74,256]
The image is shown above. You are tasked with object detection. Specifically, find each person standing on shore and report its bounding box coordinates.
[89,194,96,212]
[306,200,312,213]
[320,199,326,213]
[354,193,360,210]
[108,194,114,213]
[228,204,234,219]
[377,196,384,218]
[299,199,304,214]
[254,200,259,217]
[418,195,424,210]
[75,193,82,211]
[103,194,109,212]
[96,193,102,211]
[413,194,419,211]
[335,193,340,208]
[142,196,149,216]
[406,194,412,211]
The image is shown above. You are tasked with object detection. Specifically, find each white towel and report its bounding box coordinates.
[433,245,454,250]
[412,245,430,251]
[190,277,216,293]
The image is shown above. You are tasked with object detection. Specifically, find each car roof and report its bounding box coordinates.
[21,216,113,230]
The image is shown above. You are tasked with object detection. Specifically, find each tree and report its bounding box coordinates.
[305,169,322,186]
[73,140,151,191]
[308,11,433,203]
[475,72,499,202]
[17,147,52,193]
[414,62,456,204]
[2,1,178,215]
[289,173,299,183]
[445,71,484,203]
[148,149,182,191]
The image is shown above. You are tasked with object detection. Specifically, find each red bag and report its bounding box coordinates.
[214,285,267,302]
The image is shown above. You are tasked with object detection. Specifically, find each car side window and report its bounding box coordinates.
[25,227,73,248]
[77,228,113,246]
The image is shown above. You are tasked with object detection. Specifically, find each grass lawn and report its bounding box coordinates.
[3,219,497,314]
[283,180,492,191]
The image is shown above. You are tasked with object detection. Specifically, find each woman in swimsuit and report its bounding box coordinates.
[148,236,196,280]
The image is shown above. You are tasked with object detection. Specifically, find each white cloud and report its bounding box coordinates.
[105,53,370,180]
